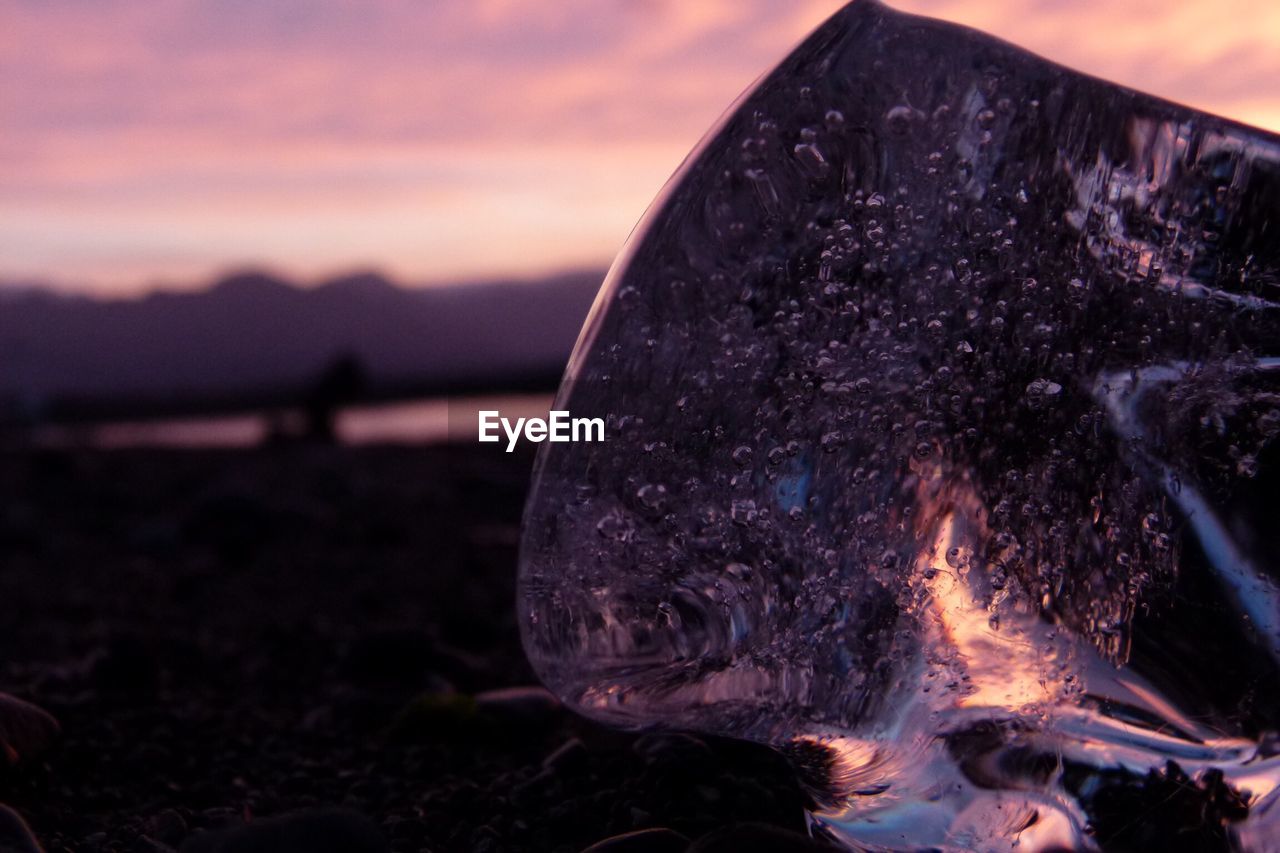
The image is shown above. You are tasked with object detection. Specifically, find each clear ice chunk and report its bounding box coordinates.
[518,1,1280,849]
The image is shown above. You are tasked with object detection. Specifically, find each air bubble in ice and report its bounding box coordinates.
[519,2,1280,849]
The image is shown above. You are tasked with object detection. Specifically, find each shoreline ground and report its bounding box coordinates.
[0,444,812,852]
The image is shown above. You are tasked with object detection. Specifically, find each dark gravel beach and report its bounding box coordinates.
[0,443,817,852]
[0,443,1249,852]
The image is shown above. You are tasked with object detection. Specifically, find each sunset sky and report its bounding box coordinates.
[3,0,1279,295]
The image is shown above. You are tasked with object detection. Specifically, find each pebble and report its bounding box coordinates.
[145,809,188,847]
[580,827,690,853]
[178,809,386,853]
[632,732,712,765]
[474,685,563,727]
[0,693,59,766]
[0,804,42,853]
[385,692,478,742]
[541,737,588,772]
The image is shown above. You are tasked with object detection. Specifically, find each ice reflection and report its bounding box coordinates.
[804,478,1280,850]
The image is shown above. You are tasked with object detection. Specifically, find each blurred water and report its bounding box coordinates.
[25,393,555,449]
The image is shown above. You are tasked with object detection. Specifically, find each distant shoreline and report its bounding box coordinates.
[11,391,557,450]
[0,267,599,423]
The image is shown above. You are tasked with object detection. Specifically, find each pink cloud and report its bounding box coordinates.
[0,0,1276,293]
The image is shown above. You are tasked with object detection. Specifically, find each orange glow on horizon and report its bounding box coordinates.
[1,0,1277,294]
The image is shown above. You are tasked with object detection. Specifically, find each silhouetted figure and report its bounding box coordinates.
[299,354,368,443]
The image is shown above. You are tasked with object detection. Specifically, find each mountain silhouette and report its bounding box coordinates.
[0,269,603,417]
